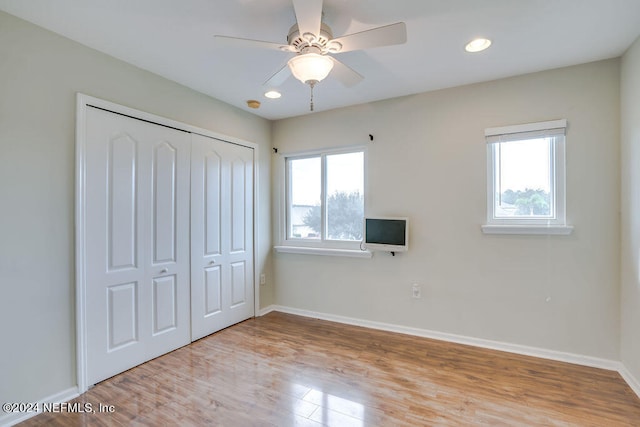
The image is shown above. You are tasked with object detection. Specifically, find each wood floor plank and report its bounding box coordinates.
[18,312,640,426]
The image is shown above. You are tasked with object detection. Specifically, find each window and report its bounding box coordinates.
[483,119,572,234]
[283,148,365,250]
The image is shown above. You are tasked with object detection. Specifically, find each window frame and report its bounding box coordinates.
[482,119,573,235]
[276,145,369,254]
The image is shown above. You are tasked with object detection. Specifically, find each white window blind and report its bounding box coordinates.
[485,119,567,143]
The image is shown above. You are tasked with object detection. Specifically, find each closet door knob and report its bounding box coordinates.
[209,260,215,265]
[160,268,168,274]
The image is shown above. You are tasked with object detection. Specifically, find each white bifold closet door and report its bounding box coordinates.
[81,102,256,387]
[190,134,254,341]
[84,107,191,385]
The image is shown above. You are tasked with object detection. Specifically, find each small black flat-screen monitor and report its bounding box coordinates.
[364,217,408,252]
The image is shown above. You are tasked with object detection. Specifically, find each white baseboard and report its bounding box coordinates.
[0,386,80,427]
[619,365,640,398]
[259,305,639,398]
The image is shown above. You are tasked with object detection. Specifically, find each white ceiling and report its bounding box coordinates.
[1,0,640,120]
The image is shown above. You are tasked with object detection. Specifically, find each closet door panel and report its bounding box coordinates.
[230,261,247,307]
[204,265,222,315]
[231,158,246,253]
[108,135,137,270]
[152,142,178,264]
[84,107,190,386]
[204,152,222,256]
[106,282,138,350]
[191,134,254,341]
[152,275,178,334]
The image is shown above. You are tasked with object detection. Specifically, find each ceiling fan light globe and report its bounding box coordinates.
[288,53,334,84]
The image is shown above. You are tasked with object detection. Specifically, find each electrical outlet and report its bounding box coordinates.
[260,273,266,286]
[412,283,421,299]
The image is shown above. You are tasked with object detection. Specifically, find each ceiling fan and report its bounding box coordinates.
[214,0,407,111]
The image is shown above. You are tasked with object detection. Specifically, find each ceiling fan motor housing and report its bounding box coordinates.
[287,23,342,53]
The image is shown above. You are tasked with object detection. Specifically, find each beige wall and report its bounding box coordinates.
[0,10,273,406]
[621,35,640,384]
[2,4,636,414]
[272,59,621,360]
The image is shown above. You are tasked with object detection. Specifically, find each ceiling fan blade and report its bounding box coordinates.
[292,0,323,38]
[330,22,407,54]
[214,35,296,52]
[329,57,363,87]
[263,64,292,87]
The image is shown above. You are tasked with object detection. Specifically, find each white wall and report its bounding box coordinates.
[621,35,640,384]
[272,59,621,360]
[0,10,273,408]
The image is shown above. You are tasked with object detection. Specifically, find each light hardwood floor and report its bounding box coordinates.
[20,312,640,426]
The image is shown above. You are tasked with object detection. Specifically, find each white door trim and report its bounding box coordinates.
[75,93,260,392]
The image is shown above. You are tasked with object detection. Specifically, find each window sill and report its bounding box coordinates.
[481,224,574,235]
[273,246,373,258]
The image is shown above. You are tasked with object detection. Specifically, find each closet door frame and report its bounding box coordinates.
[75,93,260,393]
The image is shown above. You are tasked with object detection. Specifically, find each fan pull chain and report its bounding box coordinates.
[309,81,315,112]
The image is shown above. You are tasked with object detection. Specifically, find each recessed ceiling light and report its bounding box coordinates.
[465,38,492,53]
[264,90,282,99]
